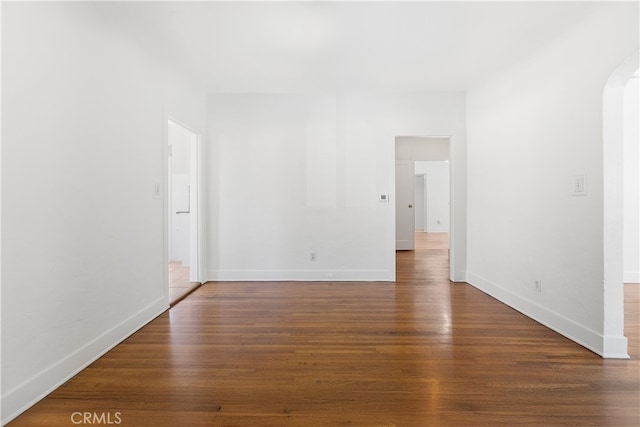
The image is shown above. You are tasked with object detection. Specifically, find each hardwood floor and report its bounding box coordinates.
[169,261,200,307]
[9,233,640,426]
[414,230,448,250]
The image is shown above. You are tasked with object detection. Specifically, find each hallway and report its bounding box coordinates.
[8,235,639,426]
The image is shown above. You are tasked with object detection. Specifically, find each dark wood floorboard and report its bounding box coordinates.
[8,233,640,426]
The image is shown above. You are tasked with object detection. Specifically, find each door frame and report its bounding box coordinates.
[163,115,203,304]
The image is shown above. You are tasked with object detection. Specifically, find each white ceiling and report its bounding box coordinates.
[88,1,606,93]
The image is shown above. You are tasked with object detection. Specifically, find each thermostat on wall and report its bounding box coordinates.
[379,194,389,202]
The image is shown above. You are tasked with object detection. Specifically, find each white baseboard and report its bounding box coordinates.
[623,271,640,283]
[603,334,630,359]
[1,297,168,425]
[208,269,394,282]
[450,270,467,283]
[465,271,628,359]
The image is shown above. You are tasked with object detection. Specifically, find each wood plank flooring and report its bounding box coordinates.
[169,261,201,307]
[9,233,640,426]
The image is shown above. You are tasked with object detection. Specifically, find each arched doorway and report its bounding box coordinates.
[602,50,638,358]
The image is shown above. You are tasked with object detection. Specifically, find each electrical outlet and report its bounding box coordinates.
[310,253,317,261]
[534,280,542,293]
[572,174,587,196]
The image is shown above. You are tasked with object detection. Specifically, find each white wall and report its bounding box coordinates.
[623,77,639,283]
[466,3,638,357]
[396,137,450,160]
[206,92,466,281]
[415,161,450,233]
[168,122,192,266]
[1,3,207,423]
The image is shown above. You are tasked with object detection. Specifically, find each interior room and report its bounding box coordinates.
[2,1,638,425]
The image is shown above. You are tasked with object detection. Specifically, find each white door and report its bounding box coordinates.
[396,160,415,250]
[415,174,426,231]
[170,173,191,265]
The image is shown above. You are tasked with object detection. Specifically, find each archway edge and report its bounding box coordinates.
[602,49,638,359]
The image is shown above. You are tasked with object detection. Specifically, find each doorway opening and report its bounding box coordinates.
[415,161,450,235]
[602,50,638,358]
[395,136,452,276]
[167,119,202,306]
